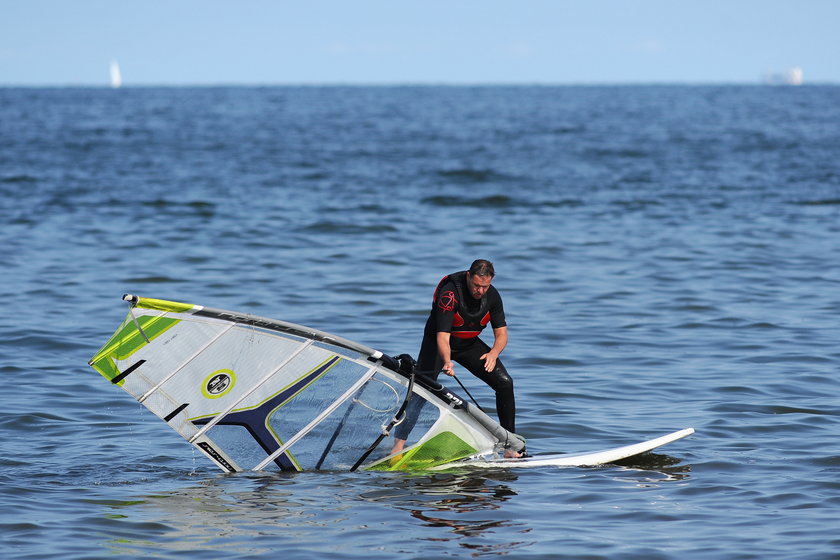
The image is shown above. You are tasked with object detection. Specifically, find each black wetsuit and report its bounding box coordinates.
[394,271,516,440]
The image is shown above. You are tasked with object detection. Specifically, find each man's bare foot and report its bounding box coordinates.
[504,449,524,459]
[390,438,406,456]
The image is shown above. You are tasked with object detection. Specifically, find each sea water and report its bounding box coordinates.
[1,85,839,559]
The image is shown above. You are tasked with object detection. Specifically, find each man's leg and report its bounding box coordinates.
[390,332,442,454]
[453,340,520,457]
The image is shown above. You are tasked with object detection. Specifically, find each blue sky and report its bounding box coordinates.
[2,0,838,85]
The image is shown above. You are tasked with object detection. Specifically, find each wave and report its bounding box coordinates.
[422,194,517,208]
[435,168,516,184]
[0,174,38,184]
[299,220,398,234]
[795,198,840,206]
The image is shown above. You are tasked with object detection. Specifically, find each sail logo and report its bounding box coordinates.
[202,369,236,399]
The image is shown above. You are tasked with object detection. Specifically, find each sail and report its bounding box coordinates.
[88,295,525,472]
[110,60,122,89]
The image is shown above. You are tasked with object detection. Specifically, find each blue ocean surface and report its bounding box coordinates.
[1,85,839,559]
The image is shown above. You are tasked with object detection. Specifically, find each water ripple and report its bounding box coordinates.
[1,84,839,560]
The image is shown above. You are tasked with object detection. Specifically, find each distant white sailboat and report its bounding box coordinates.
[762,66,803,86]
[110,60,122,89]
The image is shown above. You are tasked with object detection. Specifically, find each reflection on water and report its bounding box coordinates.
[359,471,531,552]
[89,459,695,558]
[361,470,521,506]
[613,452,694,482]
[88,470,533,557]
[90,475,301,557]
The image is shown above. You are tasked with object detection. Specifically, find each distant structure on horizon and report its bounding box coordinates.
[763,67,803,85]
[110,60,122,89]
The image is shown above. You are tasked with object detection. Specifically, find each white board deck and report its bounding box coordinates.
[437,428,695,469]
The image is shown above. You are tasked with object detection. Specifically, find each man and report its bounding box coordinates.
[391,259,522,458]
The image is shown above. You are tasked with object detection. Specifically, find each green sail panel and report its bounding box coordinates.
[367,431,479,471]
[89,314,180,382]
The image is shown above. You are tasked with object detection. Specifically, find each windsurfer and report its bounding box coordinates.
[391,259,523,458]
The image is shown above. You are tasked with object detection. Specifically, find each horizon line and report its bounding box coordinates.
[2,79,835,88]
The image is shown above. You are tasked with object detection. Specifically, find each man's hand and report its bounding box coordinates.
[482,326,507,372]
[480,351,499,372]
[442,361,455,376]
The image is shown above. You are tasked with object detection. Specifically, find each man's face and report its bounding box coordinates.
[466,273,492,299]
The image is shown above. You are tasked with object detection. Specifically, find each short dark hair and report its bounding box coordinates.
[469,259,495,278]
